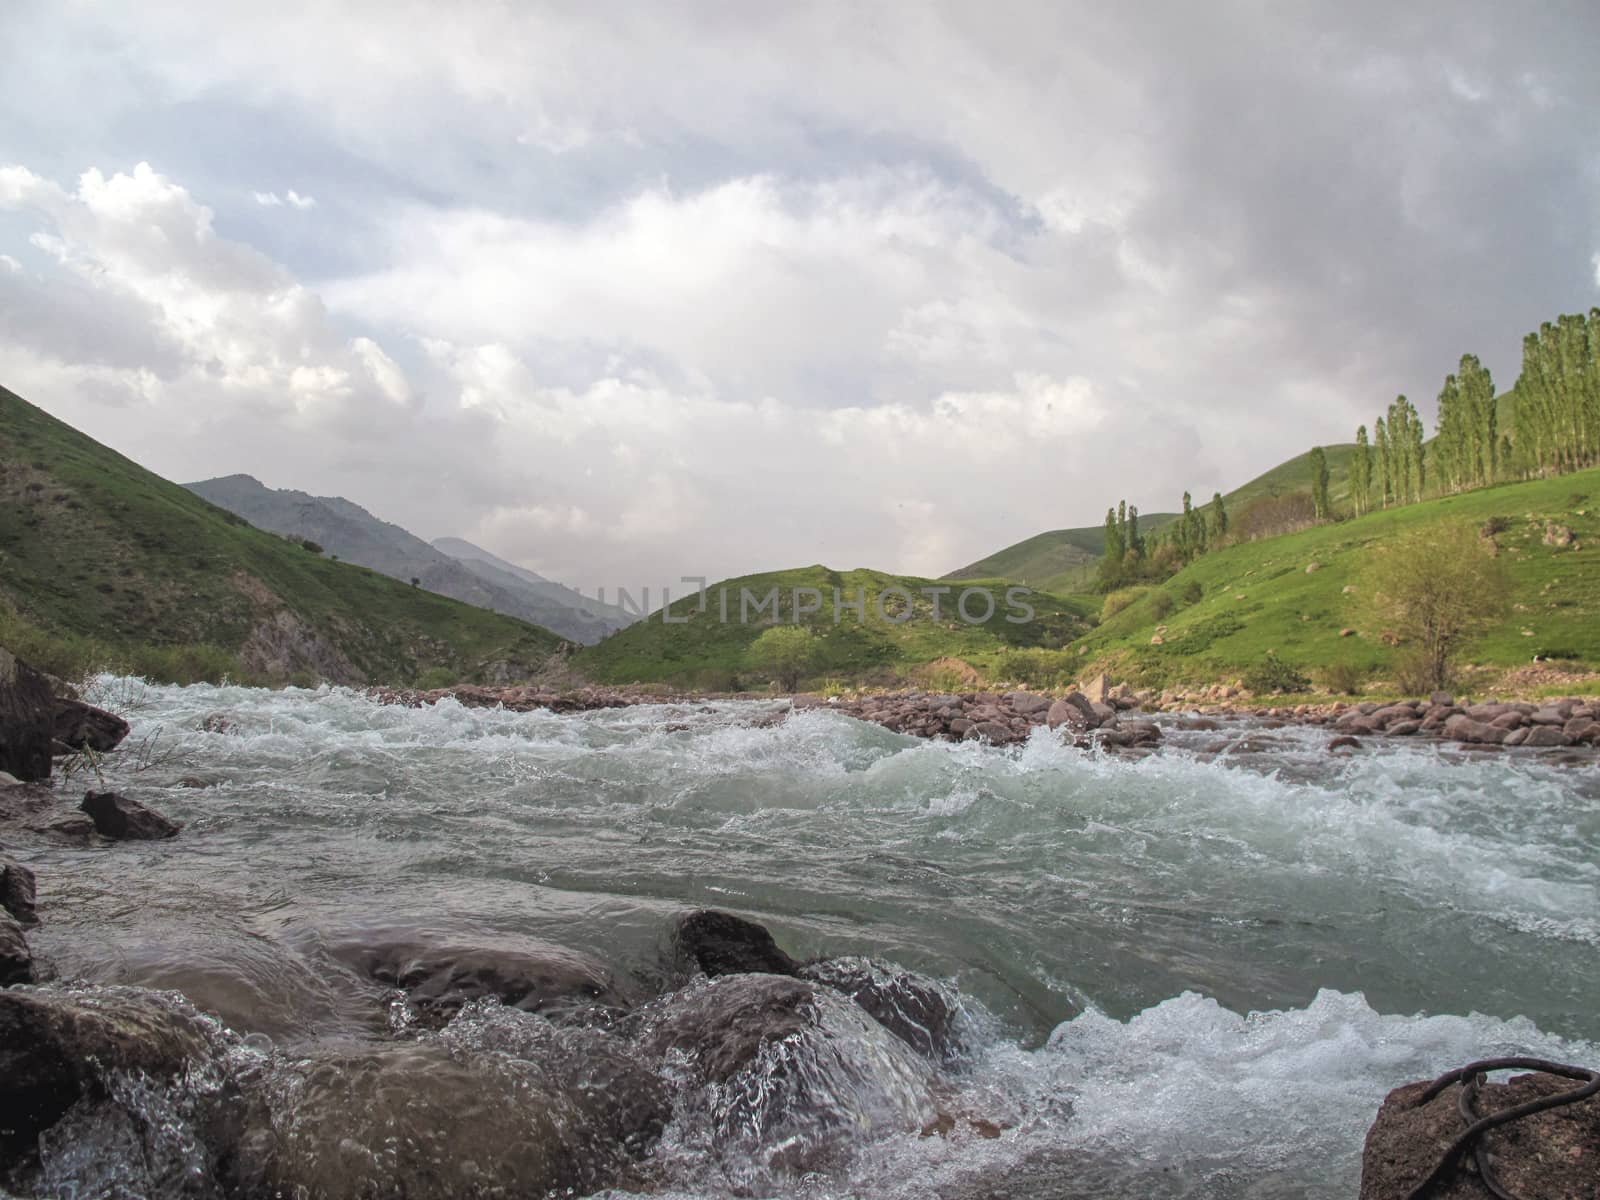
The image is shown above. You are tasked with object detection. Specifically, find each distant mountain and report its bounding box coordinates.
[430,537,631,636]
[0,385,560,686]
[183,476,628,643]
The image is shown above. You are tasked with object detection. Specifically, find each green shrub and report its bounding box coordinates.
[1242,654,1311,695]
[1148,591,1174,621]
[993,648,1075,690]
[1100,589,1146,621]
[414,665,458,690]
[1177,580,1203,607]
[1480,515,1509,537]
[1319,661,1369,696]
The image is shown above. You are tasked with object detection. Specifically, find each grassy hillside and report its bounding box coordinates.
[0,385,561,686]
[948,443,1358,593]
[574,565,1096,689]
[1071,466,1600,690]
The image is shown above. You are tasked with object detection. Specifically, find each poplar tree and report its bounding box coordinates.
[1375,416,1392,507]
[1352,425,1373,514]
[1309,447,1330,520]
[1208,491,1228,542]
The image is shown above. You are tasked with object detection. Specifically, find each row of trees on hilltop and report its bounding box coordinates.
[1350,395,1427,515]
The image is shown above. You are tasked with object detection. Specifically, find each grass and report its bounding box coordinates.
[1064,466,1600,691]
[0,384,561,686]
[573,564,1096,689]
[944,444,1357,593]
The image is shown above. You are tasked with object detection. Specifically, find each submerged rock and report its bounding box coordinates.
[231,1025,667,1200]
[0,986,225,1171]
[51,699,131,754]
[1361,1070,1600,1199]
[78,791,181,840]
[333,929,631,1027]
[636,973,936,1180]
[676,908,801,978]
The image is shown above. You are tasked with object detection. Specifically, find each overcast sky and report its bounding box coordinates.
[3,2,1598,593]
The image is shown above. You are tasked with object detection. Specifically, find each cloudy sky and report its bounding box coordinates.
[3,2,1598,593]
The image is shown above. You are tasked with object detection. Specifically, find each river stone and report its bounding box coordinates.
[1360,1071,1600,1199]
[78,791,181,840]
[335,930,631,1026]
[0,912,32,985]
[676,908,801,978]
[51,699,131,754]
[0,986,224,1169]
[1520,725,1571,748]
[231,1032,666,1200]
[1442,715,1506,745]
[0,648,54,784]
[1003,692,1051,717]
[0,853,36,926]
[799,956,966,1062]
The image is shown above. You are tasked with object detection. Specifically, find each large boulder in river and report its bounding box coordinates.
[332,929,632,1027]
[1360,1070,1600,1198]
[636,973,936,1181]
[0,986,226,1170]
[0,648,54,783]
[676,908,801,977]
[51,699,130,754]
[79,790,181,840]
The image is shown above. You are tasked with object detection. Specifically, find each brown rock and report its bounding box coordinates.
[1002,692,1051,717]
[51,699,131,754]
[1520,725,1571,748]
[675,909,799,979]
[1359,1070,1600,1200]
[79,791,181,840]
[1387,720,1421,737]
[1502,728,1530,747]
[0,912,32,985]
[0,854,37,926]
[0,648,54,783]
[1082,673,1111,705]
[1443,715,1507,745]
[1328,735,1361,751]
[1339,627,1357,637]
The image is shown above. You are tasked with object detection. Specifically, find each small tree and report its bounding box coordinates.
[747,626,821,692]
[1362,522,1511,690]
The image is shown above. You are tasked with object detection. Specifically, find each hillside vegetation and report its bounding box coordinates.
[946,444,1355,593]
[574,565,1094,689]
[0,385,561,686]
[1070,467,1600,691]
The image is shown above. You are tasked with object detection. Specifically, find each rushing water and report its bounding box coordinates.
[14,678,1600,1198]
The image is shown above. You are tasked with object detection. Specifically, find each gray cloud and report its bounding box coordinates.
[1,1,1597,590]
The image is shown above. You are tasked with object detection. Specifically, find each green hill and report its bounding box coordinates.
[0,384,562,686]
[574,565,1096,689]
[947,444,1358,593]
[1072,466,1600,690]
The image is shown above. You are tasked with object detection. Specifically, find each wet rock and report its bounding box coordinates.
[1360,1070,1600,1199]
[232,1025,667,1200]
[1387,720,1421,737]
[1328,735,1361,751]
[50,699,130,754]
[799,957,966,1062]
[1002,691,1051,717]
[0,854,36,926]
[676,908,801,978]
[79,791,181,840]
[0,648,55,784]
[637,973,935,1177]
[0,912,32,985]
[335,929,632,1027]
[1429,690,1454,707]
[1502,728,1530,747]
[0,986,224,1169]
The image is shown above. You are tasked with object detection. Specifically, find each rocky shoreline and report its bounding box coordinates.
[373,677,1600,758]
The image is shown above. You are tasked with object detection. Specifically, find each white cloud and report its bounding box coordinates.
[254,189,316,209]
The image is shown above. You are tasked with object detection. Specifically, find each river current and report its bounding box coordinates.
[14,678,1600,1198]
